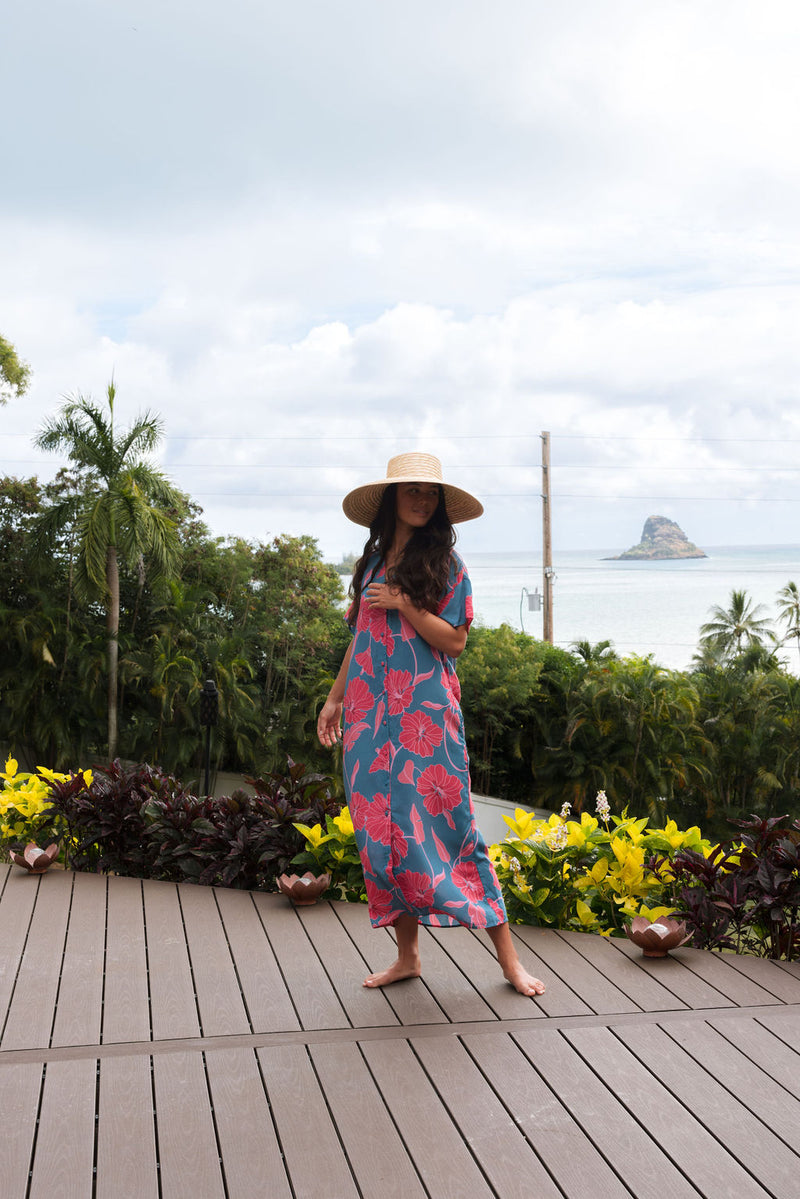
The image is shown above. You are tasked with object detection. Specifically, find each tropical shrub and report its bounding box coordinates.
[654,813,800,959]
[47,759,188,876]
[291,806,367,902]
[43,756,340,889]
[488,793,709,935]
[0,756,76,851]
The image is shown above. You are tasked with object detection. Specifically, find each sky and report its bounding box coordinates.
[3,0,800,564]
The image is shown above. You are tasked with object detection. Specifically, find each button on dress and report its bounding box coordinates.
[343,551,507,929]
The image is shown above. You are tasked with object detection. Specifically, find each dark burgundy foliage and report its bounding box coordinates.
[47,758,340,890]
[653,813,800,958]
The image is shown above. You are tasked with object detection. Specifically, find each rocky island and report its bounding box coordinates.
[608,515,707,560]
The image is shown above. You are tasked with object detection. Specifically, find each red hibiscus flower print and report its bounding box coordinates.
[444,707,460,742]
[399,710,443,757]
[365,877,403,923]
[355,648,374,677]
[348,790,368,820]
[418,764,463,819]
[363,795,392,845]
[440,667,461,706]
[451,860,484,902]
[397,870,436,909]
[344,676,374,723]
[369,742,392,774]
[390,822,408,863]
[398,759,416,786]
[467,902,488,928]
[386,669,414,714]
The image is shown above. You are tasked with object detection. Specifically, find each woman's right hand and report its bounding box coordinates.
[317,696,343,747]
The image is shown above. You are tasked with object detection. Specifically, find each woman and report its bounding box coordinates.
[317,452,545,997]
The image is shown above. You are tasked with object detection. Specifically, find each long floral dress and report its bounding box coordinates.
[343,551,507,929]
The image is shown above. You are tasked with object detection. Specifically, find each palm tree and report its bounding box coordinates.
[33,381,182,759]
[777,581,800,665]
[699,588,774,660]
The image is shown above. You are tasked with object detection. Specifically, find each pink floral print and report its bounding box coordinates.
[342,552,506,929]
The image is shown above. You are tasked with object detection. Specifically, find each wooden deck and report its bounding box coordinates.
[2,865,800,1198]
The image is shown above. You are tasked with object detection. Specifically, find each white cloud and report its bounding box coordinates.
[3,1,800,562]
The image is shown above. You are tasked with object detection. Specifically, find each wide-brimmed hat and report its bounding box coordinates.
[342,452,484,527]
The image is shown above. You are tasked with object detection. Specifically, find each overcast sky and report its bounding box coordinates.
[3,0,800,562]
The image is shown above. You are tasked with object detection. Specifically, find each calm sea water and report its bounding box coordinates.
[466,546,800,672]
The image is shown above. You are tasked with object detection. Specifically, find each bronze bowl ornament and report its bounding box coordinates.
[10,842,60,874]
[277,871,331,905]
[625,916,691,957]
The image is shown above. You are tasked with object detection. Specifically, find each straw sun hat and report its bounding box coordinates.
[342,452,484,527]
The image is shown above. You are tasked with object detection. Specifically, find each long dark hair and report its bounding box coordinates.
[349,484,456,621]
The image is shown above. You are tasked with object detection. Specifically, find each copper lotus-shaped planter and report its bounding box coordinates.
[625,916,691,957]
[277,871,331,905]
[10,842,60,874]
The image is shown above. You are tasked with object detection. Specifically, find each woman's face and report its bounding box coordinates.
[395,481,441,532]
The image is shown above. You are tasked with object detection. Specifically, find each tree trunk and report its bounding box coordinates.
[107,545,120,761]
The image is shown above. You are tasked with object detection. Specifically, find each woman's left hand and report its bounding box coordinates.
[365,582,406,611]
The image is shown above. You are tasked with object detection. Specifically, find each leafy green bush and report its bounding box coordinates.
[0,756,72,851]
[291,806,367,902]
[488,793,709,935]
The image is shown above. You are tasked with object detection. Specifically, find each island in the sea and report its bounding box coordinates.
[607,515,707,560]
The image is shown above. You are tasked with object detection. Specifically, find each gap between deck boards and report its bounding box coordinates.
[0,1000,796,1067]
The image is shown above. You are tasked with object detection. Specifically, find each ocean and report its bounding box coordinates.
[466,546,800,672]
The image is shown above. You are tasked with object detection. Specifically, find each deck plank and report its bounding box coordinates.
[7,870,800,1199]
[214,888,301,1033]
[152,1051,227,1198]
[51,870,106,1047]
[720,952,800,1003]
[310,1041,428,1198]
[0,869,43,1036]
[1,1061,43,1198]
[103,875,151,1043]
[513,927,640,1015]
[252,893,350,1030]
[710,1013,800,1098]
[499,925,594,1016]
[659,1017,800,1149]
[557,928,687,1011]
[29,1057,97,1199]
[462,1030,632,1199]
[143,877,200,1041]
[257,1043,360,1198]
[513,1026,700,1198]
[610,939,736,1009]
[333,900,449,1025]
[179,884,250,1036]
[297,899,400,1027]
[2,869,72,1049]
[566,1024,772,1198]
[205,1046,293,1199]
[414,924,501,1023]
[671,945,784,1007]
[97,1055,159,1199]
[412,1033,563,1197]
[361,1037,495,1197]
[754,1006,800,1049]
[616,1021,800,1195]
[429,924,546,1019]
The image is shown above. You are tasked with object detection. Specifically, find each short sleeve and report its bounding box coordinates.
[436,553,474,631]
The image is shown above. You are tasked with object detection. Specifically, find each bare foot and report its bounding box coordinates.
[503,960,546,997]
[363,957,422,988]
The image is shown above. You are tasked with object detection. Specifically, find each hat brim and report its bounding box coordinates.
[342,476,484,527]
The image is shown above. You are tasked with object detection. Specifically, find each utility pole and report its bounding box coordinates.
[541,431,554,643]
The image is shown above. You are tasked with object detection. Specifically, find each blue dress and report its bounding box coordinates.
[342,551,507,929]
